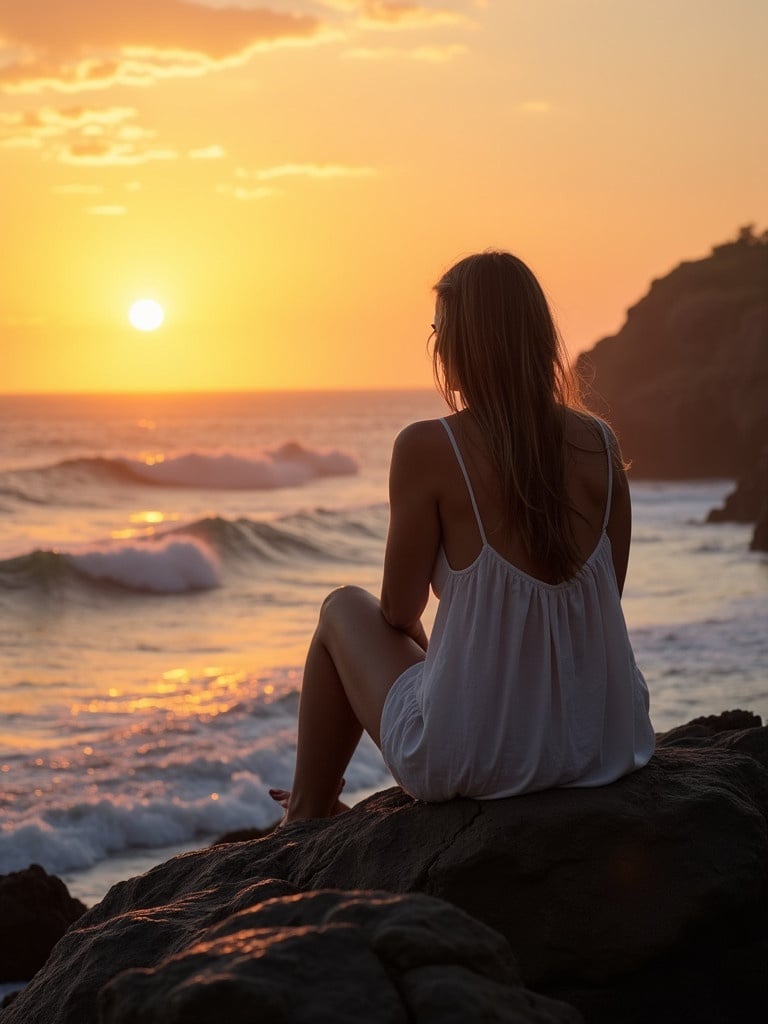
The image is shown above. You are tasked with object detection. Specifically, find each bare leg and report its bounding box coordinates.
[278,586,424,824]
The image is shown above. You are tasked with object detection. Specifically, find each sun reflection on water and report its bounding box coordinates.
[67,666,289,722]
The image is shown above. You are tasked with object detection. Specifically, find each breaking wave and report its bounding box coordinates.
[0,505,387,596]
[0,442,358,502]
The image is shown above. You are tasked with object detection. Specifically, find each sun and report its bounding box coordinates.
[129,298,165,332]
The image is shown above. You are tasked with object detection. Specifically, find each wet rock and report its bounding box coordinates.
[706,444,768,553]
[0,863,86,982]
[103,889,582,1023]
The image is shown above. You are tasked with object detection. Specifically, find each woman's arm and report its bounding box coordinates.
[380,423,442,650]
[606,442,632,597]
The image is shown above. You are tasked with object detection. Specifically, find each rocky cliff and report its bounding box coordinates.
[577,228,768,479]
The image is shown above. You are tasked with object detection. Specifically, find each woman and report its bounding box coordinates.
[271,251,655,824]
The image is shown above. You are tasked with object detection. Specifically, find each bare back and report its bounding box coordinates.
[433,409,627,587]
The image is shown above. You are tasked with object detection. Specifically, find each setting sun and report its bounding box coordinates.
[128,299,164,333]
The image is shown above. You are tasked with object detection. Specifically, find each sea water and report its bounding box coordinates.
[1,391,766,905]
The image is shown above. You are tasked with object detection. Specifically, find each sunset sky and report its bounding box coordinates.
[1,0,766,392]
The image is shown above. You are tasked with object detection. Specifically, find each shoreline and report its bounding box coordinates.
[58,784,382,907]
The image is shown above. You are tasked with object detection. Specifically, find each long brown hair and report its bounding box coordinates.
[433,251,583,582]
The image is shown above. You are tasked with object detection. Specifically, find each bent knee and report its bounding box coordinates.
[319,585,378,630]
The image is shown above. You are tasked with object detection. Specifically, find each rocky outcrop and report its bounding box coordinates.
[0,864,86,982]
[577,231,768,478]
[707,444,768,551]
[3,711,767,1024]
[753,507,768,552]
[747,446,768,551]
[98,888,581,1024]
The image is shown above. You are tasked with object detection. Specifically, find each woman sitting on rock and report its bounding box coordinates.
[271,251,655,823]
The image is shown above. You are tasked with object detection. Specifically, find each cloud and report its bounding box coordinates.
[188,144,226,159]
[0,105,137,146]
[343,42,465,61]
[319,1,466,30]
[59,141,178,166]
[252,162,377,180]
[0,103,193,165]
[0,0,324,94]
[360,2,466,30]
[217,161,378,200]
[216,183,280,201]
[86,205,127,215]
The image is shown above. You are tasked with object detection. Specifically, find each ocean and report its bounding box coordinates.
[1,390,766,907]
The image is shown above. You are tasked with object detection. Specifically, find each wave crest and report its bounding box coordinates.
[5,443,358,497]
[1,538,220,595]
[0,506,387,596]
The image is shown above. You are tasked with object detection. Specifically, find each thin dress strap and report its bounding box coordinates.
[439,417,488,545]
[595,418,614,531]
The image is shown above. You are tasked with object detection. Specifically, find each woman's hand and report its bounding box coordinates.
[405,619,429,652]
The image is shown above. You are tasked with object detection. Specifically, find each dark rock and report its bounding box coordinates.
[102,889,582,1023]
[752,509,768,552]
[706,444,768,555]
[0,863,86,982]
[749,446,768,552]
[8,884,582,1024]
[655,707,763,743]
[4,711,768,1024]
[576,233,768,478]
[706,475,761,523]
[210,823,276,846]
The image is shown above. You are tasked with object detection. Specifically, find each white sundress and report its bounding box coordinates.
[380,417,655,802]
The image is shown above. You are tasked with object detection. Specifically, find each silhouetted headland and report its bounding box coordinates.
[577,225,768,481]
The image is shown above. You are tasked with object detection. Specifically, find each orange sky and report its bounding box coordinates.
[1,0,766,392]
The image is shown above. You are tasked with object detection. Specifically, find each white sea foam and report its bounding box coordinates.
[67,536,221,592]
[0,681,391,877]
[120,444,358,489]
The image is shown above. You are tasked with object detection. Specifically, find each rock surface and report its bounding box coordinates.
[749,445,768,552]
[576,231,768,478]
[707,443,768,552]
[3,711,767,1024]
[102,887,581,1024]
[0,863,86,982]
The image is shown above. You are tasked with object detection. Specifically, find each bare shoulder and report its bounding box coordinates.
[393,419,448,458]
[564,408,605,451]
[390,420,451,494]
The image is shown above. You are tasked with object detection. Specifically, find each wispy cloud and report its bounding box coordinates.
[252,162,377,180]
[0,0,325,94]
[0,105,137,145]
[319,1,466,30]
[59,141,178,166]
[217,161,378,200]
[86,204,127,216]
[0,104,200,165]
[216,183,280,201]
[189,144,226,160]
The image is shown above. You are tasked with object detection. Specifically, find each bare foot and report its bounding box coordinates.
[268,779,350,822]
